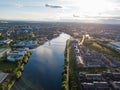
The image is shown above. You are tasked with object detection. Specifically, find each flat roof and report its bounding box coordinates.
[82,83,94,88]
[94,82,109,88]
[0,48,10,53]
[110,42,120,47]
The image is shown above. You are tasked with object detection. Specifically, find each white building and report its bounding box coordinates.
[7,48,29,62]
[0,48,11,57]
[109,42,120,51]
[13,41,38,48]
[0,39,13,45]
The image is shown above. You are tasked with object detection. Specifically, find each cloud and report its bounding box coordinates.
[45,4,62,8]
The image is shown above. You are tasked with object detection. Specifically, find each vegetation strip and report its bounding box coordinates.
[62,40,70,90]
[0,51,32,90]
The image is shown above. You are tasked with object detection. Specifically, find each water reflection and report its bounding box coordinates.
[12,33,70,90]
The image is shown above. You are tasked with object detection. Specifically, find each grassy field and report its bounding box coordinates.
[78,67,109,74]
[69,46,79,90]
[62,40,70,90]
[0,61,17,72]
[83,39,120,61]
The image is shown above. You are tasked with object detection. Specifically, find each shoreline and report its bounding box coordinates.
[0,51,32,90]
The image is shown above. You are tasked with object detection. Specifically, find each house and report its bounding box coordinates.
[4,39,13,44]
[72,39,79,45]
[0,48,11,58]
[81,83,95,90]
[7,51,25,62]
[112,73,120,81]
[86,74,103,82]
[81,82,110,90]
[112,81,120,90]
[13,41,38,49]
[0,39,13,45]
[102,72,112,80]
[7,48,29,62]
[78,73,86,82]
[109,42,120,51]
[94,82,110,90]
[7,53,24,62]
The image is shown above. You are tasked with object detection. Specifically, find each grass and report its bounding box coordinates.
[0,61,17,73]
[83,39,120,61]
[69,48,79,90]
[78,67,109,74]
[62,40,70,90]
[68,40,79,90]
[0,75,16,90]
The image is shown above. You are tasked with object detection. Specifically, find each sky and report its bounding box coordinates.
[0,0,120,23]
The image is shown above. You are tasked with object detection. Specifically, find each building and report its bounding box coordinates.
[72,39,79,46]
[0,39,13,45]
[102,72,113,80]
[7,53,24,62]
[94,82,110,90]
[81,83,95,90]
[0,48,11,58]
[13,41,38,49]
[7,48,29,62]
[109,42,120,51]
[112,81,120,90]
[81,82,110,90]
[86,74,103,82]
[112,73,120,81]
[78,72,86,82]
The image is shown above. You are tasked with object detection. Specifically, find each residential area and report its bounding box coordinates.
[63,30,120,90]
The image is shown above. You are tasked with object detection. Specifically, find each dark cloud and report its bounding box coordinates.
[45,4,62,8]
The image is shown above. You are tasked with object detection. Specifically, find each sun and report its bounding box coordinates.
[69,0,113,17]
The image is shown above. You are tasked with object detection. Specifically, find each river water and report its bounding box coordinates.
[12,33,70,90]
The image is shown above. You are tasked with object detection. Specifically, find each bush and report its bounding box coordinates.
[23,56,28,64]
[61,84,67,90]
[27,52,31,57]
[20,65,24,71]
[62,74,67,81]
[15,71,22,79]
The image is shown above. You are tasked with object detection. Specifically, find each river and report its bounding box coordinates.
[12,33,70,90]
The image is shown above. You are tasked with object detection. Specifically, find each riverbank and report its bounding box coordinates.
[11,33,70,90]
[0,34,61,90]
[62,40,70,90]
[62,39,79,90]
[0,51,32,90]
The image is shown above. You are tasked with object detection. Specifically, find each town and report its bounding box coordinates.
[0,22,120,90]
[1,0,120,90]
